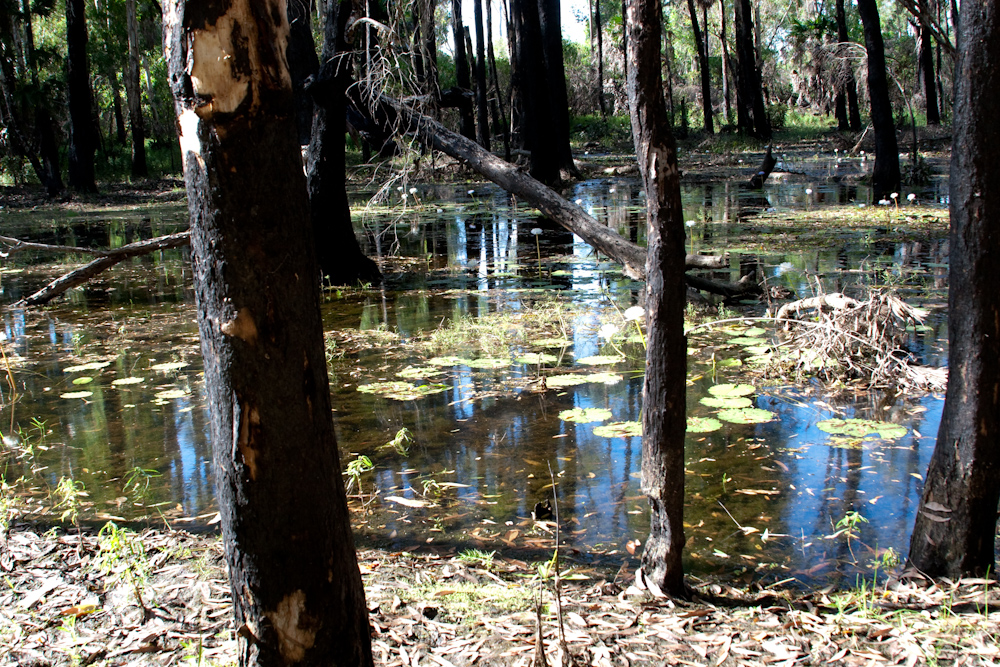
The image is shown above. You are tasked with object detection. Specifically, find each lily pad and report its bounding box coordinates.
[155,389,188,400]
[466,357,511,370]
[358,381,447,401]
[743,327,767,337]
[516,353,559,365]
[717,408,775,424]
[700,396,753,409]
[743,346,773,355]
[64,361,112,373]
[586,372,623,385]
[576,355,625,366]
[397,366,443,379]
[530,337,572,348]
[558,407,613,423]
[816,418,907,440]
[716,358,743,367]
[727,336,767,346]
[545,374,591,388]
[150,361,187,372]
[427,356,474,367]
[60,391,93,399]
[72,376,95,385]
[112,377,144,386]
[593,421,642,438]
[687,417,723,433]
[708,383,756,398]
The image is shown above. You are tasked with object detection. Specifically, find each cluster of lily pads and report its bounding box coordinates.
[60,359,188,401]
[687,383,776,433]
[556,407,642,439]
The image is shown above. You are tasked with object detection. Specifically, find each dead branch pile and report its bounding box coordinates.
[774,290,945,390]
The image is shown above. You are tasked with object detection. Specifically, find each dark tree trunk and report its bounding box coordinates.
[473,0,491,150]
[287,0,320,145]
[857,0,901,200]
[908,1,1000,579]
[111,75,127,145]
[415,0,440,107]
[835,0,862,131]
[308,0,382,286]
[593,0,607,117]
[625,0,687,597]
[686,0,713,133]
[125,0,147,178]
[452,0,477,140]
[734,0,769,138]
[66,0,97,192]
[918,0,941,125]
[720,0,731,124]
[486,0,510,159]
[163,2,374,665]
[537,0,579,180]
[511,0,557,181]
[35,107,62,195]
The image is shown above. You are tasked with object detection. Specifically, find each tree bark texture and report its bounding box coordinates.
[625,0,687,597]
[686,0,713,134]
[918,0,941,125]
[733,0,768,138]
[286,0,320,145]
[162,2,374,665]
[835,0,862,131]
[66,0,97,192]
[907,1,1000,579]
[125,0,148,178]
[537,0,578,179]
[307,0,382,286]
[451,0,477,140]
[593,0,607,117]
[473,0,491,150]
[857,0,900,201]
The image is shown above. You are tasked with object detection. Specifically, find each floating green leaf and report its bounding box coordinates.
[593,421,642,438]
[717,408,775,424]
[358,381,447,401]
[545,374,591,388]
[708,383,756,398]
[530,337,572,348]
[516,353,559,365]
[427,356,473,367]
[716,358,743,367]
[727,336,767,346]
[558,407,612,423]
[64,361,111,373]
[72,377,94,385]
[576,355,625,366]
[744,346,773,355]
[60,391,93,399]
[397,366,443,379]
[687,417,723,433]
[816,418,907,440]
[700,396,753,409]
[150,361,187,372]
[466,357,511,369]
[586,372,623,385]
[743,327,767,337]
[112,377,144,386]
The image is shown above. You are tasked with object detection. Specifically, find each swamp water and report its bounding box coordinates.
[0,175,954,587]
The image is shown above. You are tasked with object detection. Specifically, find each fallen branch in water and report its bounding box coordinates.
[16,231,191,307]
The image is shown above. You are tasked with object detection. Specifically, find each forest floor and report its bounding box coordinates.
[2,517,999,667]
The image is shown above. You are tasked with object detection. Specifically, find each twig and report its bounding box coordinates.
[548,462,570,667]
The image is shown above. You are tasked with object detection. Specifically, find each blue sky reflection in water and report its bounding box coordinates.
[0,176,957,585]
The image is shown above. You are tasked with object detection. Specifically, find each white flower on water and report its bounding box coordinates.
[531,228,543,236]
[575,199,583,205]
[623,306,645,321]
[409,187,417,194]
[397,186,404,191]
[599,323,619,340]
[686,220,696,228]
[907,193,917,202]
[467,189,475,196]
[805,188,813,196]
[891,192,899,200]
[609,187,617,194]
[878,199,891,206]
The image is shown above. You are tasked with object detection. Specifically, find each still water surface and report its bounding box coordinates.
[0,175,955,586]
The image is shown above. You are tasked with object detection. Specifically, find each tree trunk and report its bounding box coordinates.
[66,0,97,192]
[473,0,491,150]
[734,0,768,138]
[857,0,901,200]
[918,0,941,125]
[125,0,147,178]
[537,0,579,180]
[162,2,374,665]
[835,0,862,131]
[907,1,1000,579]
[625,0,687,598]
[308,0,382,286]
[686,0,713,134]
[452,0,477,140]
[111,74,127,146]
[286,0,320,145]
[720,0,731,124]
[594,0,607,117]
[486,0,511,159]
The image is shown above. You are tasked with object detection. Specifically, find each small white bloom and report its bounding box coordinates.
[758,171,765,176]
[891,192,899,199]
[858,203,867,208]
[623,306,645,321]
[599,323,619,340]
[907,193,917,202]
[609,187,616,193]
[805,188,813,195]
[685,220,696,227]
[409,187,417,194]
[467,189,475,195]
[575,199,583,205]
[401,193,407,200]
[397,186,404,191]
[531,228,543,236]
[878,199,891,206]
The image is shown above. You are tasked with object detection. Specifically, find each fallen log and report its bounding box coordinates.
[17,231,191,306]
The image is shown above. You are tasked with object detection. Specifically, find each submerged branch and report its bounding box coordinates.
[16,232,191,307]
